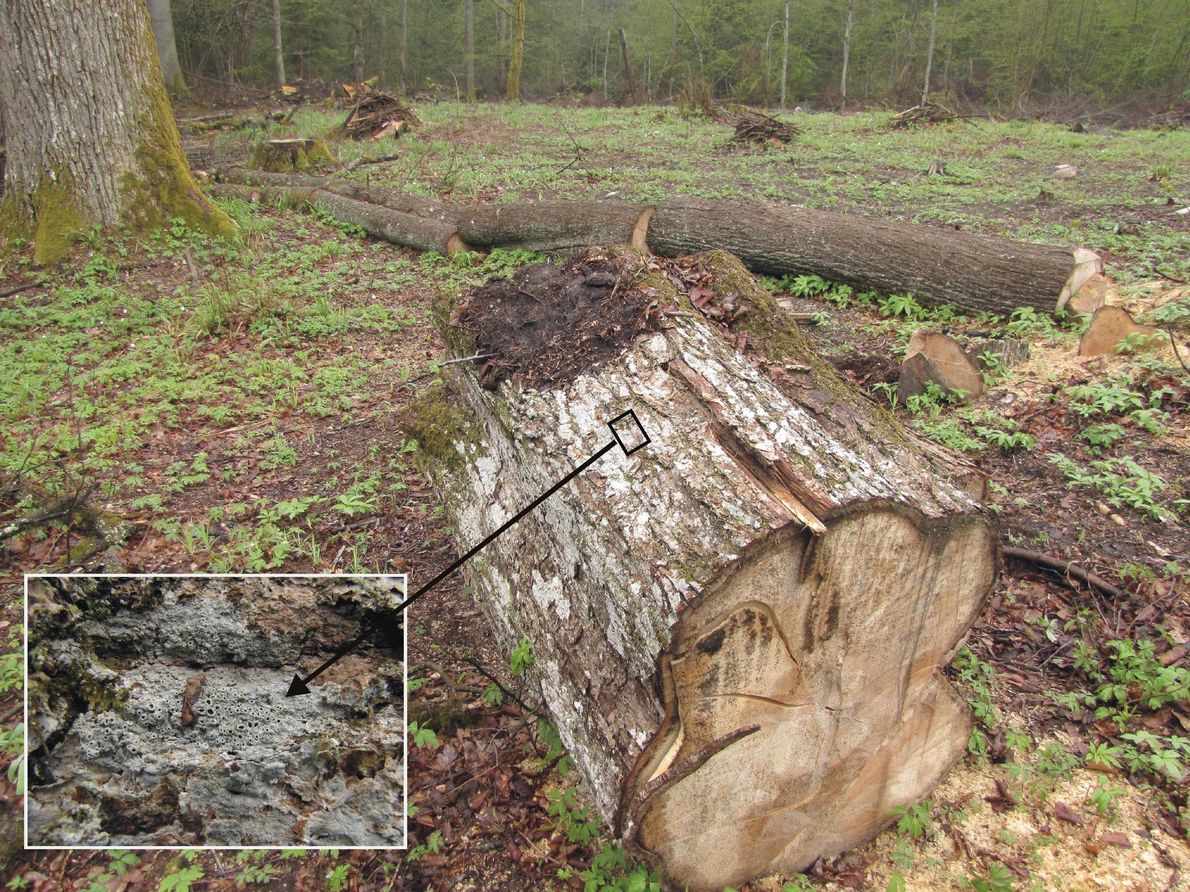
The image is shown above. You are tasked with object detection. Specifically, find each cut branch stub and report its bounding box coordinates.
[426,248,997,890]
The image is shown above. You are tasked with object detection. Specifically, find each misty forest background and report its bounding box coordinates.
[175,0,1190,113]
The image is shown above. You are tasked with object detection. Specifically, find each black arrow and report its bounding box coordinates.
[287,410,648,696]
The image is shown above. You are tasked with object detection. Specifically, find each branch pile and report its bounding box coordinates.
[891,100,960,127]
[343,93,420,140]
[723,106,800,145]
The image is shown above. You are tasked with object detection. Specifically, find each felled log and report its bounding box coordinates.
[647,197,1102,316]
[425,247,997,890]
[213,167,1103,316]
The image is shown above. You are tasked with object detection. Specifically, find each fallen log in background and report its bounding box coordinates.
[216,167,1102,316]
[648,197,1100,317]
[421,247,997,890]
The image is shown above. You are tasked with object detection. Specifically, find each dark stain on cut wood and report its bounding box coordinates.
[181,673,206,727]
[696,626,728,656]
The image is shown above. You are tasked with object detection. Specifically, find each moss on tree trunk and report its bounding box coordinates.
[0,0,235,264]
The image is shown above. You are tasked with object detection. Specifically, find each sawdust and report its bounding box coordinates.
[849,754,1186,891]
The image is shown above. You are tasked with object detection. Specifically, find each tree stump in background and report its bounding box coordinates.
[249,139,335,173]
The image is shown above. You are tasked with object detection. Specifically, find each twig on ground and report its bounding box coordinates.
[1002,546,1127,600]
[1167,330,1189,374]
[459,654,545,719]
[344,153,401,173]
[0,283,37,298]
[437,352,493,368]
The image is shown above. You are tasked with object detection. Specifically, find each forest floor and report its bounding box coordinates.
[0,101,1187,891]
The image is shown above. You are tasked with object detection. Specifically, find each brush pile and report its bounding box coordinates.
[891,100,958,127]
[343,93,420,140]
[724,106,800,145]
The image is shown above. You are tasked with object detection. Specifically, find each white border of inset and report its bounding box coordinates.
[23,573,409,851]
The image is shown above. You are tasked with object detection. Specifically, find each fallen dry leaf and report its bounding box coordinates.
[1054,800,1085,825]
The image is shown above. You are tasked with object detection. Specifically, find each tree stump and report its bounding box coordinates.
[423,248,997,890]
[249,138,335,173]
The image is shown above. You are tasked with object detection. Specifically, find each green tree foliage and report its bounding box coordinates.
[171,0,1189,109]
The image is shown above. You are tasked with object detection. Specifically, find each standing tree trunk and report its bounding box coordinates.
[0,0,235,264]
[272,0,286,89]
[465,0,476,102]
[399,0,408,93]
[147,0,187,94]
[780,1,791,108]
[429,248,997,891]
[352,0,365,90]
[618,27,638,102]
[841,0,855,108]
[922,0,939,103]
[506,0,526,101]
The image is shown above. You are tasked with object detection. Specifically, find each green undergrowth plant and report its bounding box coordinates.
[420,247,545,296]
[1048,452,1178,521]
[1048,633,1188,790]
[952,646,1001,758]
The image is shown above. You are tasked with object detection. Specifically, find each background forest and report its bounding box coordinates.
[175,0,1190,112]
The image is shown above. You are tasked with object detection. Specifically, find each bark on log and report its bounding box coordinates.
[424,248,997,890]
[453,200,651,252]
[214,168,1101,316]
[648,197,1099,316]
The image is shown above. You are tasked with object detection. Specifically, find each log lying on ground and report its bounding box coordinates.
[647,197,1101,317]
[420,248,997,890]
[215,167,1101,316]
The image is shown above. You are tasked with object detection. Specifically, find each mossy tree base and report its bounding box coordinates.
[0,0,235,264]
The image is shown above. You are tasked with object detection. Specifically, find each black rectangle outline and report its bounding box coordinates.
[608,408,650,456]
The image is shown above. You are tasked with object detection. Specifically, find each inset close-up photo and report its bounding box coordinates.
[24,575,406,848]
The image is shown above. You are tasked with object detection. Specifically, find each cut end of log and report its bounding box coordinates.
[1056,248,1105,313]
[630,207,654,253]
[898,331,985,404]
[626,509,995,890]
[1078,305,1164,357]
[445,233,472,257]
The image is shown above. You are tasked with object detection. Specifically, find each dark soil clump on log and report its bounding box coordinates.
[452,253,660,390]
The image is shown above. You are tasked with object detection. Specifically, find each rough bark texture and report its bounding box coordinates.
[427,248,997,890]
[214,169,1102,316]
[465,0,476,102]
[0,0,234,263]
[648,197,1099,315]
[27,576,405,846]
[272,0,287,89]
[506,0,526,101]
[148,0,186,94]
